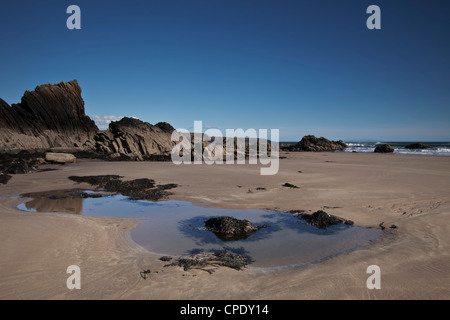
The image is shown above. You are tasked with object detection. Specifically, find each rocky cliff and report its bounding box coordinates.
[0,80,97,151]
[0,80,178,159]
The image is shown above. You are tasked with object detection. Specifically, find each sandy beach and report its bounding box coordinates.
[0,152,449,299]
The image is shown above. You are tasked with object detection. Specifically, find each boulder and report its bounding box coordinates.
[293,135,347,152]
[45,152,76,164]
[374,144,394,153]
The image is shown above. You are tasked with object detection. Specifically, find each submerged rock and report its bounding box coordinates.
[205,216,265,241]
[405,142,432,149]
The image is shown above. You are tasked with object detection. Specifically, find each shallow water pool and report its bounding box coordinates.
[17,190,382,269]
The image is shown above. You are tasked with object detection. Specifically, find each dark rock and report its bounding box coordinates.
[282,183,299,188]
[205,216,264,241]
[155,122,175,133]
[6,159,30,174]
[296,210,350,229]
[0,173,12,184]
[293,135,347,152]
[405,142,432,149]
[159,256,172,262]
[280,144,295,152]
[374,144,394,153]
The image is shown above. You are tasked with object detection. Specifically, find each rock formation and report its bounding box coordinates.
[283,135,347,152]
[0,80,179,160]
[94,117,177,160]
[0,80,97,151]
[0,80,275,162]
[374,144,394,153]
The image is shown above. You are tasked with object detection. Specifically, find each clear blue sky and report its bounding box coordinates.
[1,0,449,141]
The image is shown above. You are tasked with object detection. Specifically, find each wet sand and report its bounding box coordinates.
[1,152,449,299]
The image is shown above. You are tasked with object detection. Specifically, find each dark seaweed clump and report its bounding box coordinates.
[164,250,248,273]
[68,175,177,201]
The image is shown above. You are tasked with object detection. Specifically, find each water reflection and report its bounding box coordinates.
[21,189,85,214]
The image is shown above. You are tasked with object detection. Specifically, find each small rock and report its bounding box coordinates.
[160,256,172,262]
[45,152,76,164]
[282,183,299,188]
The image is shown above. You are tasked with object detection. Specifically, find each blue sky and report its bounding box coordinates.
[1,0,449,141]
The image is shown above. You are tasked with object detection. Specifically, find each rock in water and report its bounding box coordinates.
[45,152,77,164]
[293,135,347,152]
[205,216,264,241]
[0,80,97,152]
[374,144,394,153]
[405,142,431,149]
[295,210,353,229]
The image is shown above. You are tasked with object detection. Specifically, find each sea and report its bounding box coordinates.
[280,141,450,156]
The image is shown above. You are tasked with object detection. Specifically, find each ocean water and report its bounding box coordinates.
[342,142,450,156]
[281,141,450,156]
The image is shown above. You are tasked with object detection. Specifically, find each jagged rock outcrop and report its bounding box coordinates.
[0,80,270,161]
[0,80,97,151]
[0,80,179,160]
[94,117,177,160]
[290,135,347,152]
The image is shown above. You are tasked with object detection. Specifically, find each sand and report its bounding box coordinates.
[0,152,449,299]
